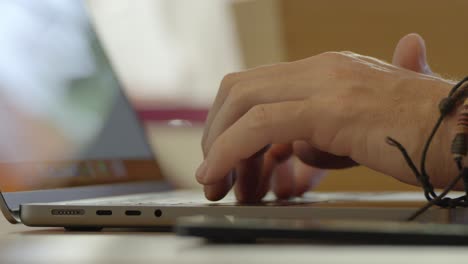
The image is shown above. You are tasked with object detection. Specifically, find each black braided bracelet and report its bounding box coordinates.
[386,77,468,221]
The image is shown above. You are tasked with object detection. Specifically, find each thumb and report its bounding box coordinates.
[392,33,432,74]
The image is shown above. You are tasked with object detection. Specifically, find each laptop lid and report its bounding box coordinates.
[0,0,171,215]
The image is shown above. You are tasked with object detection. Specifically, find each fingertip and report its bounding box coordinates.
[274,188,294,200]
[402,33,425,43]
[203,174,233,201]
[204,187,227,201]
[272,161,295,200]
[203,184,229,201]
[255,182,270,201]
[294,182,310,197]
[294,165,327,196]
[395,33,425,55]
[292,176,310,197]
[392,33,431,74]
[196,161,223,185]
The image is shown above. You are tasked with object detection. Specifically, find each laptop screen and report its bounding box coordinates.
[0,0,163,197]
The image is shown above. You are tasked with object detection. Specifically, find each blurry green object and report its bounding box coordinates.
[68,31,117,121]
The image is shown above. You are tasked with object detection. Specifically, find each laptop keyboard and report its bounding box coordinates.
[55,190,330,207]
[60,190,215,206]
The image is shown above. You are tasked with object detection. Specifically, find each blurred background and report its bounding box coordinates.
[2,0,468,193]
[89,0,468,191]
[88,0,468,191]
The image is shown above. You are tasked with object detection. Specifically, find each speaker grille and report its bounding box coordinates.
[51,209,85,216]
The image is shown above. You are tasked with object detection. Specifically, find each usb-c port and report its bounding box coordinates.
[125,210,141,216]
[96,210,112,216]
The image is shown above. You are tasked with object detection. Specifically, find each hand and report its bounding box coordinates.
[198,33,457,202]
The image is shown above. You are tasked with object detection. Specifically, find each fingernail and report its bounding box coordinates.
[196,160,208,183]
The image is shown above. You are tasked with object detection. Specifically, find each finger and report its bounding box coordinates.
[203,172,234,201]
[198,100,314,185]
[293,159,327,196]
[203,77,315,158]
[202,73,243,156]
[293,140,358,169]
[203,69,307,201]
[234,146,268,203]
[256,144,293,200]
[205,145,292,202]
[272,159,295,199]
[201,63,288,156]
[392,33,432,74]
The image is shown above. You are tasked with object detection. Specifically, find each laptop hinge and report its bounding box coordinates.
[0,190,21,224]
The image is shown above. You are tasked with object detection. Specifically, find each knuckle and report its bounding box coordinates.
[219,72,242,95]
[320,51,355,58]
[316,52,354,80]
[339,50,356,57]
[246,104,271,130]
[318,51,344,60]
[326,61,359,82]
[221,72,241,86]
[318,51,357,66]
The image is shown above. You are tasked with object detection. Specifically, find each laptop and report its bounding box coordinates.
[0,0,461,231]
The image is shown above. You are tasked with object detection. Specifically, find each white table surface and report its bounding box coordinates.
[1,212,468,264]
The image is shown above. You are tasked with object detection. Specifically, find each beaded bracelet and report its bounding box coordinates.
[386,77,468,221]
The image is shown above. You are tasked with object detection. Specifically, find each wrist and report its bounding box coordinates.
[376,76,457,189]
[427,78,462,189]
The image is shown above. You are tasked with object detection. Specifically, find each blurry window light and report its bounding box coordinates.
[88,0,244,107]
